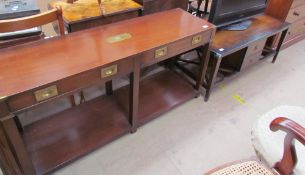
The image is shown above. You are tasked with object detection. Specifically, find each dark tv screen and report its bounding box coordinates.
[209,0,268,27]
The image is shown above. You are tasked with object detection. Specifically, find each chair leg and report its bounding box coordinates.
[205,56,222,101]
[204,0,209,14]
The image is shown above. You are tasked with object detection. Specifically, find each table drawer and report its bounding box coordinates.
[285,18,305,41]
[241,52,262,71]
[7,58,133,112]
[287,4,305,23]
[139,31,212,67]
[292,0,305,9]
[244,38,267,58]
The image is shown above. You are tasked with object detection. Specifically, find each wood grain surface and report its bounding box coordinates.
[0,9,214,98]
[49,0,142,22]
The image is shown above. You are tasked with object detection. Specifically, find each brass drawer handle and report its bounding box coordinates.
[101,65,118,78]
[0,96,7,102]
[155,47,168,58]
[34,85,58,102]
[192,35,203,45]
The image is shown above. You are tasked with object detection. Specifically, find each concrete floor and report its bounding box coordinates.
[1,1,305,174]
[49,39,305,175]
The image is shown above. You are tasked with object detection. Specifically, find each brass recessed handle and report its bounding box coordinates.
[34,85,58,102]
[107,33,132,43]
[0,96,7,102]
[155,47,167,58]
[101,65,118,78]
[192,35,203,45]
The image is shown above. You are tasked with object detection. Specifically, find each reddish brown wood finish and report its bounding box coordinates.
[0,34,45,50]
[7,58,133,112]
[270,117,305,175]
[266,0,305,48]
[265,0,294,21]
[23,95,130,174]
[115,70,197,126]
[0,9,214,175]
[0,9,212,99]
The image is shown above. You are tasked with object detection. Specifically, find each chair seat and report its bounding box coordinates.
[252,106,305,175]
[208,161,275,175]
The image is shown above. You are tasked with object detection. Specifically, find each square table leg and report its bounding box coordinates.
[204,55,222,101]
[272,29,288,63]
[196,43,211,92]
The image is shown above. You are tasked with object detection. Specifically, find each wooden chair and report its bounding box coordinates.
[204,116,305,175]
[188,0,209,17]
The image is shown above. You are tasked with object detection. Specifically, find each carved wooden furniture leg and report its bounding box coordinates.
[270,117,305,175]
[204,55,222,101]
[272,29,288,63]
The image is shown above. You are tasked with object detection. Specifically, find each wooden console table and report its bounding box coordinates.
[0,9,214,175]
[49,0,143,32]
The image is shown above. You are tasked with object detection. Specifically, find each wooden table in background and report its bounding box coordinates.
[49,0,143,32]
[0,9,214,175]
[133,0,188,15]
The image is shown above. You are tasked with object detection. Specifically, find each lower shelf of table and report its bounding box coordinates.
[23,95,131,175]
[115,70,198,126]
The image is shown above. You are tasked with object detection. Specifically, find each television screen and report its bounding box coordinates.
[209,0,268,27]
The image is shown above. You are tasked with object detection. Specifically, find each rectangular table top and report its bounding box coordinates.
[211,15,289,58]
[0,9,214,98]
[49,0,143,23]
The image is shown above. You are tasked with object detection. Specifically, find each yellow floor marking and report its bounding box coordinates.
[219,84,226,90]
[232,94,245,104]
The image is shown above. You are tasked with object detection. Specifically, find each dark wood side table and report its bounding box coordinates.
[176,15,289,101]
[133,0,188,15]
[0,9,214,175]
[204,15,289,101]
[48,0,143,32]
